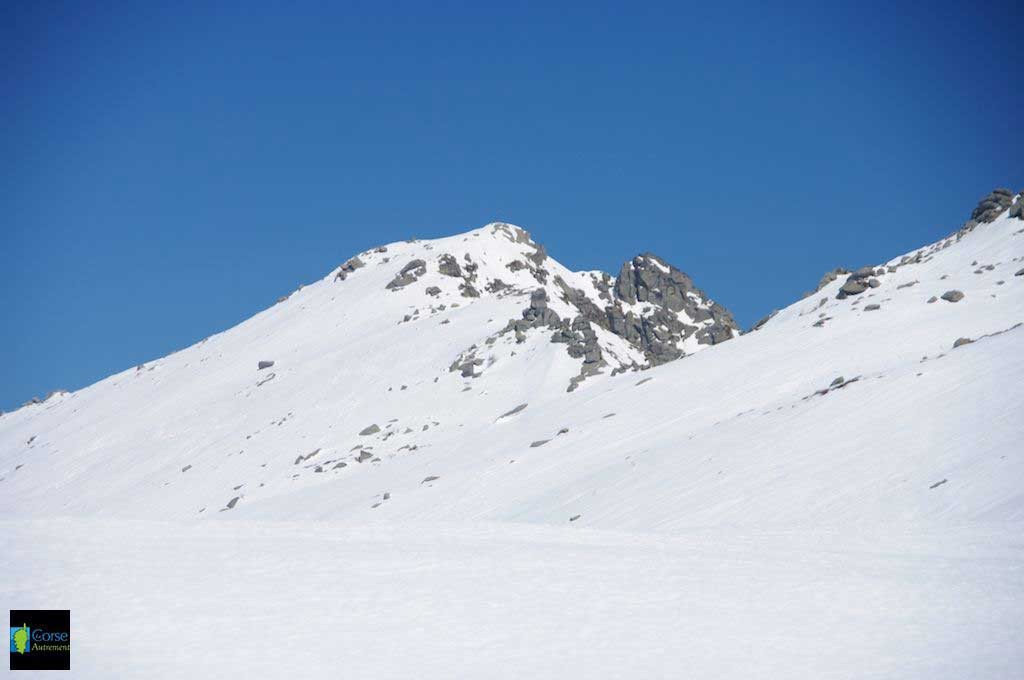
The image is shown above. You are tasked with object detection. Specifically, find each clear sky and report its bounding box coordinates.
[2,0,1021,411]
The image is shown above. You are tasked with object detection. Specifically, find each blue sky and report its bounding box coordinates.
[2,0,1021,411]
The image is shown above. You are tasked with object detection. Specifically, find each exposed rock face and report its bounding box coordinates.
[437,254,462,278]
[837,267,877,299]
[507,289,561,342]
[1009,194,1023,220]
[555,254,738,367]
[443,225,738,390]
[970,188,1014,223]
[386,260,427,290]
[334,256,365,281]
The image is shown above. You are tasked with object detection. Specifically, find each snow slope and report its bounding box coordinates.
[1,192,1023,678]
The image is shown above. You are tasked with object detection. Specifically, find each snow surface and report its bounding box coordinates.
[2,203,1023,678]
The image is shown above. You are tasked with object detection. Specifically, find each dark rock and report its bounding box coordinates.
[497,403,528,420]
[867,278,881,288]
[530,440,550,448]
[838,279,867,297]
[970,188,1014,223]
[225,497,240,510]
[953,337,973,348]
[927,296,938,303]
[421,476,440,484]
[814,268,851,292]
[334,256,365,281]
[359,424,381,436]
[1009,196,1023,220]
[258,360,275,370]
[437,254,463,277]
[941,290,964,303]
[830,376,845,387]
[864,304,881,311]
[425,286,441,296]
[386,259,427,290]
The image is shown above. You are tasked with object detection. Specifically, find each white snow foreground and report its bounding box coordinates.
[2,197,1024,678]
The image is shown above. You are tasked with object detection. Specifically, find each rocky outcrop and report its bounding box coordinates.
[437,254,462,278]
[1009,194,1023,220]
[970,188,1014,224]
[386,260,427,290]
[334,256,365,282]
[836,267,880,300]
[561,254,737,365]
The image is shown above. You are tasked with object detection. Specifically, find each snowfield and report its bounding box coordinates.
[2,192,1023,677]
[2,519,1021,679]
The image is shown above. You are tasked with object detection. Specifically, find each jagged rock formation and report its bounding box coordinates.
[436,227,740,389]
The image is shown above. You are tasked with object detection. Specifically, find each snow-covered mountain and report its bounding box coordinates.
[2,189,1023,679]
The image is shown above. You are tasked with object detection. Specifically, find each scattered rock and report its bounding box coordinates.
[569,514,581,522]
[425,286,441,296]
[927,296,938,304]
[257,360,275,370]
[359,424,381,436]
[421,476,440,484]
[225,497,240,510]
[953,337,973,348]
[864,304,880,311]
[929,479,948,489]
[497,403,528,420]
[181,465,192,473]
[530,440,550,448]
[830,376,845,387]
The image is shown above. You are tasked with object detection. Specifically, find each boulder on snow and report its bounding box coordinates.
[953,337,974,348]
[838,279,867,297]
[359,424,381,436]
[864,304,881,311]
[941,290,965,303]
[258,360,275,370]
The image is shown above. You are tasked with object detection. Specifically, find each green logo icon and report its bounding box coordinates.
[10,624,30,654]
